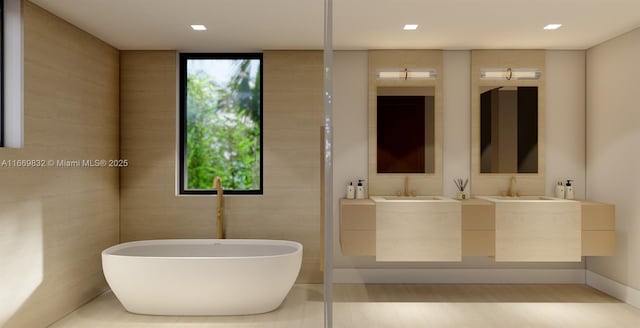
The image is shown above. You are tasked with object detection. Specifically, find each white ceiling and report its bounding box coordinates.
[30,0,640,51]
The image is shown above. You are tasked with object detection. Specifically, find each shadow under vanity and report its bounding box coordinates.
[341,50,616,263]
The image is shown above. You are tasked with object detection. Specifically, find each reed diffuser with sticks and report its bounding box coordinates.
[454,178,469,200]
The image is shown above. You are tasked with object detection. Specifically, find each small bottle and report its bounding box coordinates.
[565,180,574,200]
[555,181,565,199]
[355,179,365,199]
[346,182,355,199]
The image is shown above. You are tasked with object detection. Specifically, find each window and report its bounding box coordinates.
[179,53,263,195]
[1,0,22,149]
[1,0,4,147]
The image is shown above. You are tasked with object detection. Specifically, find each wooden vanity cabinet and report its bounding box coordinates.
[339,199,376,256]
[339,198,616,258]
[461,199,495,256]
[581,201,616,256]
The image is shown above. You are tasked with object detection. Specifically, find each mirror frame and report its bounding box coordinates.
[368,50,443,196]
[471,50,546,195]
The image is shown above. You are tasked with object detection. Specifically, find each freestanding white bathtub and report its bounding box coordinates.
[101,239,302,316]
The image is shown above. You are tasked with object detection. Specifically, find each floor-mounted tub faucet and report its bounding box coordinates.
[213,176,225,239]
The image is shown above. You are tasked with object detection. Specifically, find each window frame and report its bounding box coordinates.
[178,52,264,195]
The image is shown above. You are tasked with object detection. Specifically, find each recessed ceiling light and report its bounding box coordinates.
[544,24,562,30]
[403,24,418,31]
[191,25,207,31]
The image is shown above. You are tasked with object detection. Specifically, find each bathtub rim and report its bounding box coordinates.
[102,239,303,260]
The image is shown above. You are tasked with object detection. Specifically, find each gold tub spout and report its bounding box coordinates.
[213,176,225,239]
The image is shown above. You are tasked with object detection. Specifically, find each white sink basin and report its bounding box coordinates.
[478,195,567,202]
[370,195,453,202]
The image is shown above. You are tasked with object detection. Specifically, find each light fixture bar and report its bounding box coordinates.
[378,71,406,79]
[407,71,433,79]
[480,68,541,81]
[544,24,562,30]
[377,68,437,80]
[403,24,418,30]
[191,24,207,31]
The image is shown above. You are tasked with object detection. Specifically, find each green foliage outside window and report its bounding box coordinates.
[185,57,261,191]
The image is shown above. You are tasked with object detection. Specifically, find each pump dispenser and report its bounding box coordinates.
[565,180,574,200]
[555,181,565,199]
[346,182,355,199]
[355,179,365,199]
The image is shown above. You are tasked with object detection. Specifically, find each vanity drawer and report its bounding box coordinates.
[461,200,495,230]
[582,231,616,256]
[462,230,495,256]
[340,199,376,230]
[340,230,376,256]
[581,202,615,230]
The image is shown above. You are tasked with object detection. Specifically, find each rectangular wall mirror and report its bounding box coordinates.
[480,86,538,173]
[368,50,443,196]
[470,50,545,196]
[377,87,435,174]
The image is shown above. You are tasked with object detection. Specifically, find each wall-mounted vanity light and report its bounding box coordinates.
[377,68,437,80]
[480,68,541,81]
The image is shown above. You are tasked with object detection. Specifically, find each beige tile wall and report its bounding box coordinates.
[119,50,323,283]
[0,2,120,327]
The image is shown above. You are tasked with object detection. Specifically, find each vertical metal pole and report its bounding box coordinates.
[323,0,333,327]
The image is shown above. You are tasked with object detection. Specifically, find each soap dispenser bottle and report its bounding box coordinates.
[555,181,565,199]
[565,180,574,200]
[346,182,355,199]
[355,179,365,199]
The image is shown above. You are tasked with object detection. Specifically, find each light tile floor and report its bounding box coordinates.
[51,284,640,328]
